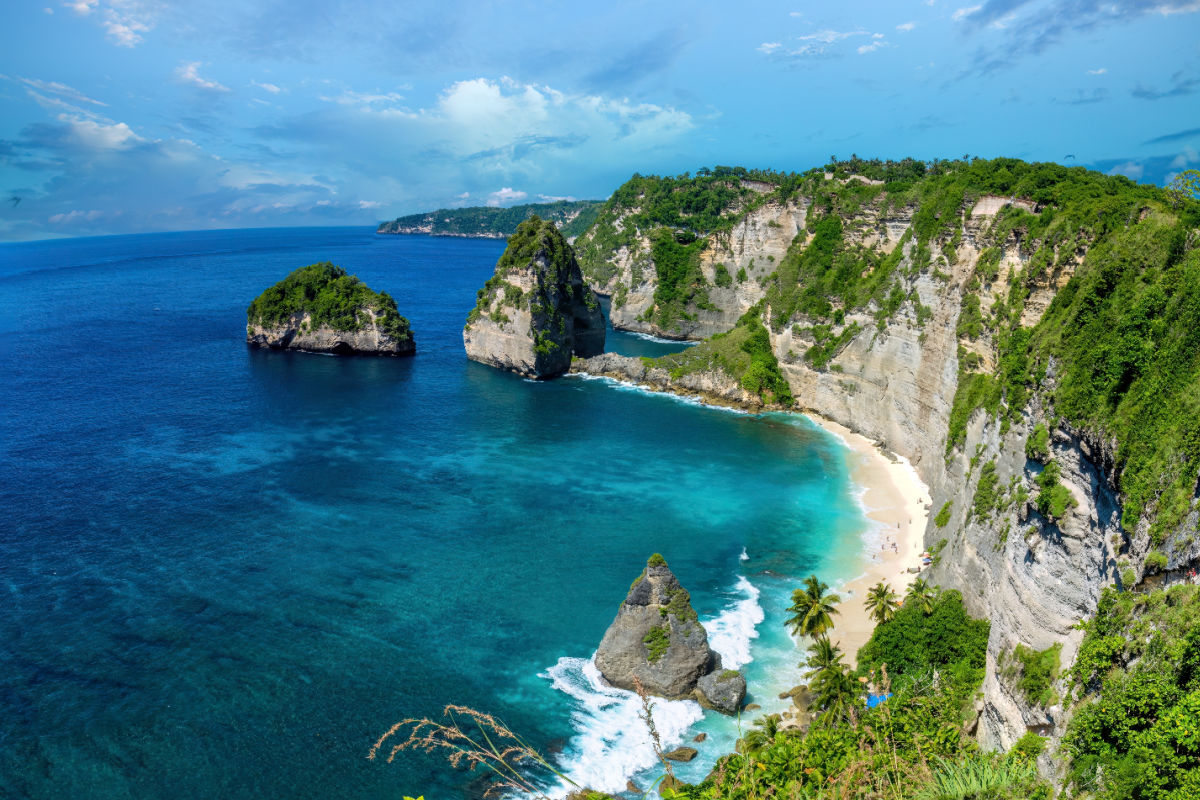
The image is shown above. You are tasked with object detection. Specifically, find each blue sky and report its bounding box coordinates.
[1,0,1198,240]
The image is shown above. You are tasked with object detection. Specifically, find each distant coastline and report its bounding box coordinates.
[377,198,603,239]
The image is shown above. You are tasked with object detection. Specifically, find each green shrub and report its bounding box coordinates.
[643,625,670,663]
[714,263,733,287]
[1026,423,1050,461]
[857,589,990,681]
[935,501,952,528]
[973,461,1000,521]
[1004,643,1061,707]
[1146,550,1169,573]
[1035,461,1077,520]
[647,553,667,567]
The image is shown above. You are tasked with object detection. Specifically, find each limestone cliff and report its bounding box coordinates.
[463,216,604,378]
[246,263,414,356]
[575,160,1200,763]
[574,171,809,340]
[595,555,747,714]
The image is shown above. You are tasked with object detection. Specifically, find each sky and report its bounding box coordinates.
[1,0,1198,240]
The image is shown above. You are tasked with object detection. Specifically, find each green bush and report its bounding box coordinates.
[856,589,990,681]
[1146,550,1169,573]
[973,461,1000,521]
[643,624,670,663]
[1004,643,1061,707]
[1035,461,1077,520]
[935,501,952,528]
[714,263,733,287]
[1026,423,1050,461]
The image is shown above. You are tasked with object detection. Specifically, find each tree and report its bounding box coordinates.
[1167,169,1200,208]
[906,578,938,615]
[737,713,782,757]
[803,636,845,682]
[785,574,842,638]
[864,581,900,624]
[812,663,862,725]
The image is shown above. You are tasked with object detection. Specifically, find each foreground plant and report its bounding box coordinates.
[369,704,579,799]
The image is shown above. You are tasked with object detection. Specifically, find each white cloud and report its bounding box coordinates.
[486,187,527,207]
[15,76,107,106]
[797,28,867,44]
[896,21,916,31]
[1107,161,1145,181]
[49,209,105,224]
[251,80,282,94]
[757,42,782,54]
[61,115,143,149]
[952,5,981,21]
[1155,2,1200,14]
[858,39,888,54]
[44,6,54,13]
[65,0,156,47]
[320,89,408,109]
[1171,146,1199,168]
[537,194,576,202]
[456,192,471,199]
[176,62,230,92]
[1087,67,1107,75]
[357,200,382,209]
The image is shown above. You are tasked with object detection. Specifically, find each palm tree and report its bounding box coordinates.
[812,663,862,725]
[906,578,938,615]
[864,581,900,624]
[802,636,845,682]
[785,574,842,638]
[737,713,782,757]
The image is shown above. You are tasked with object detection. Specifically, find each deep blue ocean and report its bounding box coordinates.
[0,227,871,799]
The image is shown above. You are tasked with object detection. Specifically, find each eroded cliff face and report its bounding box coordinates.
[247,309,415,356]
[579,188,1182,755]
[597,199,808,340]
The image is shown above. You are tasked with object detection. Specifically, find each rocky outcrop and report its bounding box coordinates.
[463,216,604,378]
[594,555,746,713]
[570,352,763,410]
[246,262,414,356]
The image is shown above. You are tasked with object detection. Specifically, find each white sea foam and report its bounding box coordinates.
[569,373,751,415]
[739,547,749,562]
[624,331,699,345]
[704,576,764,669]
[540,657,704,796]
[540,577,765,795]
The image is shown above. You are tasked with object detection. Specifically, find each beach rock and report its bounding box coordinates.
[626,780,641,794]
[692,732,707,743]
[695,669,748,715]
[463,216,604,378]
[743,703,761,712]
[664,747,698,762]
[246,262,414,356]
[594,555,716,700]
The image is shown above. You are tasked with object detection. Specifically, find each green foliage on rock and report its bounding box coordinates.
[643,624,670,663]
[647,553,667,567]
[935,501,953,528]
[946,372,1002,452]
[1064,585,1200,799]
[646,311,792,406]
[1035,460,1077,521]
[972,461,1000,521]
[1026,423,1051,461]
[649,228,711,328]
[246,262,412,339]
[1002,643,1062,707]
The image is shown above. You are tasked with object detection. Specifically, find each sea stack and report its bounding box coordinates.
[594,554,747,714]
[463,216,604,378]
[246,262,415,356]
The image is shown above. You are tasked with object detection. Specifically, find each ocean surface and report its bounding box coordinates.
[0,227,874,799]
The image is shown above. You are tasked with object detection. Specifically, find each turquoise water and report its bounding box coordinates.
[0,228,871,799]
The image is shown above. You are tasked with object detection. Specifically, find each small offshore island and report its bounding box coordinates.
[246,262,415,356]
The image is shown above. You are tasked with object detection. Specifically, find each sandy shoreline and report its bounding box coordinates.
[802,413,932,666]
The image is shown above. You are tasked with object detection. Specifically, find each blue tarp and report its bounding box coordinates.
[866,693,893,708]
